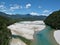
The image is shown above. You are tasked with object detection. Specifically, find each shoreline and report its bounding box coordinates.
[8,21,60,45]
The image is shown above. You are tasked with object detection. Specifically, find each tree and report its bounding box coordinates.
[0,16,12,45]
[44,10,60,29]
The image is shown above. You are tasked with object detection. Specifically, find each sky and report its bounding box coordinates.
[0,0,60,16]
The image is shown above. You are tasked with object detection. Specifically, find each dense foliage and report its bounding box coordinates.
[0,15,19,45]
[44,10,60,29]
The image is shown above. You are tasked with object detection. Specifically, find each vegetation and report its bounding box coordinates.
[0,16,11,45]
[0,14,32,45]
[12,35,31,45]
[0,11,46,45]
[0,12,46,21]
[44,10,60,29]
[0,15,19,45]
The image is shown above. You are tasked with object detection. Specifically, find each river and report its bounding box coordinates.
[8,21,60,45]
[31,25,60,45]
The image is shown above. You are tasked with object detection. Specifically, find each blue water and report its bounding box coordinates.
[32,26,58,45]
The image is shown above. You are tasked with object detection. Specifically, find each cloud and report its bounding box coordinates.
[2,10,7,12]
[30,12,50,16]
[0,2,5,4]
[10,4,22,11]
[6,12,13,15]
[30,12,39,15]
[0,4,6,9]
[43,10,50,13]
[0,5,4,8]
[38,6,42,8]
[26,3,31,9]
[0,4,7,12]
[0,2,6,9]
[40,14,48,16]
[42,10,53,16]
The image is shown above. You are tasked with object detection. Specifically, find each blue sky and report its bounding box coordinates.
[0,0,60,16]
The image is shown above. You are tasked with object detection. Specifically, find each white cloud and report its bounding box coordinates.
[40,14,48,16]
[0,5,4,8]
[6,12,13,15]
[30,12,39,16]
[10,4,22,11]
[42,10,53,16]
[26,3,31,9]
[43,10,50,13]
[38,6,42,8]
[0,2,7,11]
[0,4,6,9]
[0,2,6,8]
[0,4,7,12]
[30,12,51,16]
[2,10,7,12]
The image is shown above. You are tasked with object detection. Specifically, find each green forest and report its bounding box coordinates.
[0,16,11,45]
[0,15,20,45]
[44,10,60,29]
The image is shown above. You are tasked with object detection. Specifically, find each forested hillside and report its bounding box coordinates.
[0,12,47,21]
[44,10,60,29]
[0,15,19,45]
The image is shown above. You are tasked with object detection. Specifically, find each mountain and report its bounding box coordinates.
[44,10,60,29]
[0,12,47,21]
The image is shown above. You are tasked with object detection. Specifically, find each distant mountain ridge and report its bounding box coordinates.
[0,12,47,21]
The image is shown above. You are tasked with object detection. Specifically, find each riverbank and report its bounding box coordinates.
[8,21,45,45]
[8,21,45,40]
[31,26,59,45]
[8,21,60,45]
